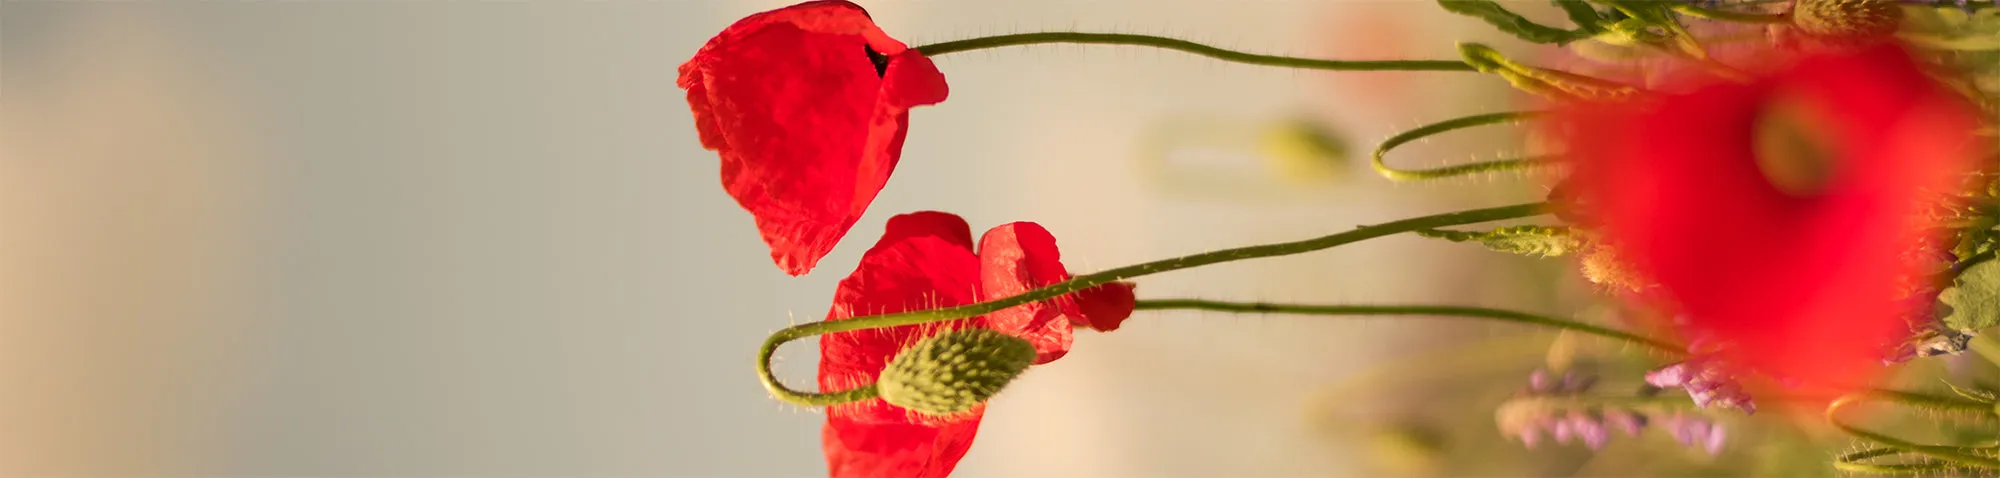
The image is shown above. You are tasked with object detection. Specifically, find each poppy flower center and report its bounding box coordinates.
[863,44,891,77]
[1751,94,1842,197]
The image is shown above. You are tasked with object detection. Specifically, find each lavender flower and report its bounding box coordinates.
[1500,368,1731,455]
[1659,413,1728,456]
[1500,369,1611,450]
[1645,358,1757,414]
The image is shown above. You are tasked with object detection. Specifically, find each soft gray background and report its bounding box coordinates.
[0,1,1556,476]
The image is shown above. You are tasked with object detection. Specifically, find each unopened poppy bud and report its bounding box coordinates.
[1791,0,1903,41]
[877,328,1036,416]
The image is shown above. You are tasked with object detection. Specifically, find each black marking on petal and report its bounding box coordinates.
[864,44,891,78]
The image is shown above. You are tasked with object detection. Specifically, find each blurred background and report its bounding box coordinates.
[0,1,1803,476]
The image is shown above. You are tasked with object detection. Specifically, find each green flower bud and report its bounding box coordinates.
[877,328,1037,416]
[1792,0,1903,41]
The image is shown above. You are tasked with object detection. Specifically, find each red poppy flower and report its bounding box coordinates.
[679,1,950,276]
[818,212,1136,478]
[1556,44,1989,389]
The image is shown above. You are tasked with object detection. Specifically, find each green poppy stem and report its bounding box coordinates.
[1667,3,1791,23]
[910,32,1475,72]
[1826,390,2000,470]
[1371,110,1552,181]
[756,202,1548,408]
[1131,299,1683,353]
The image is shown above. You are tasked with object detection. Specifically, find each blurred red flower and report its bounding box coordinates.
[1556,44,1989,390]
[679,1,950,275]
[818,212,1135,478]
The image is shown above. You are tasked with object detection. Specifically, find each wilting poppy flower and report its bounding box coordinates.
[1555,44,1989,390]
[679,0,950,275]
[818,212,1136,478]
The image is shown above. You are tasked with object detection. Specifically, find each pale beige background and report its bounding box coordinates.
[0,1,1557,476]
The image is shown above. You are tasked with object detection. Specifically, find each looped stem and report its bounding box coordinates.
[1836,448,1955,474]
[1371,111,1552,181]
[756,202,1549,408]
[910,32,1474,72]
[1826,391,2000,472]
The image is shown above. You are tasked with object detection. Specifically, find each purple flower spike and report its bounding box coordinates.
[1645,362,1693,388]
[1552,419,1576,444]
[1703,423,1728,456]
[1656,413,1727,454]
[1646,358,1755,414]
[1666,416,1703,447]
[1569,412,1610,450]
[1602,409,1645,436]
[1502,368,1649,453]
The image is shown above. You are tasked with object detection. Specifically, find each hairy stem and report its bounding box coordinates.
[757,202,1548,407]
[1132,299,1681,353]
[912,32,1474,72]
[1372,111,1552,181]
[1826,392,2000,470]
[1667,3,1790,23]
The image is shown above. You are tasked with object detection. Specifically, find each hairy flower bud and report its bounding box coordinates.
[877,328,1037,416]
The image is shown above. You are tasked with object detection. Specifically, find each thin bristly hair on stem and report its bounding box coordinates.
[755,203,1550,408]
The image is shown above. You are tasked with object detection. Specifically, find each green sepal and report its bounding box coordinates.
[1458,43,1643,101]
[1591,0,1710,60]
[1417,225,1581,258]
[1943,379,1998,405]
[1438,0,1592,45]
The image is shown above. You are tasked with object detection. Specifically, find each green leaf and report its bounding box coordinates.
[1417,225,1581,257]
[1438,0,1591,45]
[1943,258,2000,332]
[1553,0,1610,34]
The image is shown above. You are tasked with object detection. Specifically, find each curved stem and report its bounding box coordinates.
[1858,388,1994,414]
[1131,299,1682,353]
[910,32,1474,72]
[1372,111,1552,181]
[1667,3,1790,23]
[756,202,1549,407]
[1826,392,2000,470]
[1835,448,1954,475]
[1899,0,1997,12]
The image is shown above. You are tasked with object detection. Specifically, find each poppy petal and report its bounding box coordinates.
[1558,45,1985,388]
[823,416,982,478]
[977,222,1077,364]
[1072,282,1139,332]
[819,212,983,425]
[680,1,949,275]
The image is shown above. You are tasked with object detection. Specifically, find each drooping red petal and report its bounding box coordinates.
[977,222,1078,364]
[1072,282,1138,332]
[679,0,949,276]
[817,212,987,478]
[823,416,981,478]
[1558,44,1985,388]
[819,212,983,425]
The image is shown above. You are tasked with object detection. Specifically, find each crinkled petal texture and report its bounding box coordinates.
[817,212,1134,478]
[679,0,949,276]
[1558,44,1988,389]
[979,223,1144,363]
